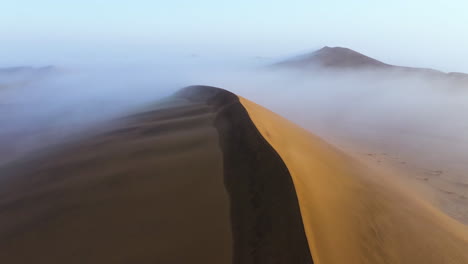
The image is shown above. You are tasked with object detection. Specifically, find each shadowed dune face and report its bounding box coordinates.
[0,96,233,263]
[0,86,313,264]
[179,86,313,264]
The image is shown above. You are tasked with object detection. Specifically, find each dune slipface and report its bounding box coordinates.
[0,86,312,263]
[178,86,313,264]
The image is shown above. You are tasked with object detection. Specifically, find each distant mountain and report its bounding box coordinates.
[273,46,468,80]
[275,46,391,69]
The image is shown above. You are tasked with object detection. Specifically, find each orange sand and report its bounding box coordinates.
[240,96,468,264]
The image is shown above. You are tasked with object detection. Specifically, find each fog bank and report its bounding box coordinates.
[1,58,468,176]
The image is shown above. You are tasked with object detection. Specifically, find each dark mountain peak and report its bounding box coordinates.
[318,45,332,51]
[274,46,391,69]
[309,46,390,69]
[272,46,468,82]
[316,46,350,53]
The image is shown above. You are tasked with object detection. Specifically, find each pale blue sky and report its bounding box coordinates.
[2,0,468,72]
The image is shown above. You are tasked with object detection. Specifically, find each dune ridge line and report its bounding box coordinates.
[177,85,314,264]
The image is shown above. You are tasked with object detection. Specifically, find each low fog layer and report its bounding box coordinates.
[1,58,468,177]
[0,65,173,164]
[0,58,264,164]
[191,65,468,178]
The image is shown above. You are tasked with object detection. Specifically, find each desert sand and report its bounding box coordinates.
[325,131,468,226]
[240,96,468,263]
[1,85,467,263]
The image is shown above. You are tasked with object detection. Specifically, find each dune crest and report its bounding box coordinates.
[178,86,313,264]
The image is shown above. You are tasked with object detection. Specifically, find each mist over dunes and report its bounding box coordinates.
[1,46,468,263]
[3,0,468,261]
[256,47,468,225]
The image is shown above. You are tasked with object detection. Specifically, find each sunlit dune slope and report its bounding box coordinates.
[240,97,468,264]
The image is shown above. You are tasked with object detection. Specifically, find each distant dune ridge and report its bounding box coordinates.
[273,46,468,81]
[0,66,56,74]
[1,85,467,263]
[0,65,58,89]
[0,66,57,80]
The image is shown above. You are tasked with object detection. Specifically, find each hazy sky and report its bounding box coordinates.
[2,0,468,72]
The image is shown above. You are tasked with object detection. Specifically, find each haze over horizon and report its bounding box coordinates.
[3,2,468,263]
[3,0,468,72]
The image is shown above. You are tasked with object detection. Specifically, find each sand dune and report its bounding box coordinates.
[0,86,311,263]
[241,95,468,263]
[0,86,467,263]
